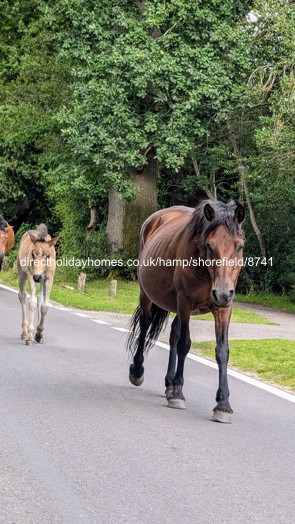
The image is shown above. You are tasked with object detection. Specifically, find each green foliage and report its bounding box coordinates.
[53,0,252,185]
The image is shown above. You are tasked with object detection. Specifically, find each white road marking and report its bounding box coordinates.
[90,319,111,325]
[0,283,18,294]
[156,341,295,403]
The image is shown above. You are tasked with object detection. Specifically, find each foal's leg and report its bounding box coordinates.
[212,306,233,424]
[18,270,28,340]
[168,299,191,410]
[26,274,37,346]
[129,291,152,387]
[165,315,180,400]
[35,274,53,343]
[37,280,44,325]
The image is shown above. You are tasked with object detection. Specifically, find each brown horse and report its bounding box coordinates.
[0,215,15,269]
[17,224,58,346]
[127,200,245,423]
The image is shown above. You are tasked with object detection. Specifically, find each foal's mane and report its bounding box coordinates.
[187,200,244,240]
[0,215,7,231]
[35,224,48,242]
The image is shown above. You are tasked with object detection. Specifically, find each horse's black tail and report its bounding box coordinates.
[126,303,169,357]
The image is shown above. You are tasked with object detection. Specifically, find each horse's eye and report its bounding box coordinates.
[236,245,244,253]
[206,243,214,253]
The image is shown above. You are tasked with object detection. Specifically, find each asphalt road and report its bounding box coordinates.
[0,285,294,524]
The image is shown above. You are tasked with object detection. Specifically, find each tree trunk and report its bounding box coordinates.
[106,189,126,254]
[106,150,158,258]
[228,125,266,257]
[86,207,98,238]
[191,157,216,200]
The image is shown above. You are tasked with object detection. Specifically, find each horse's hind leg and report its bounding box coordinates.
[18,269,28,341]
[165,315,180,400]
[167,302,191,410]
[129,291,152,387]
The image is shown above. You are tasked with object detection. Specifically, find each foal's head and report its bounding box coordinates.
[192,200,245,308]
[29,231,58,283]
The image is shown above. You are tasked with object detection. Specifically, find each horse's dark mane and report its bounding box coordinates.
[0,215,7,231]
[36,224,48,241]
[187,199,244,240]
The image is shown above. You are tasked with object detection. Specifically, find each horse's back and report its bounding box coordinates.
[140,206,194,250]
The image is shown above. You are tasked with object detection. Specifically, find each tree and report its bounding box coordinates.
[53,0,252,257]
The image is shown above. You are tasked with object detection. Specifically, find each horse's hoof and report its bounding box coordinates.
[25,340,33,346]
[167,398,186,410]
[35,335,43,344]
[21,334,28,340]
[165,386,173,400]
[129,372,144,386]
[212,410,232,424]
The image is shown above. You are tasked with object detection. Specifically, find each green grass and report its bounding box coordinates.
[236,292,295,313]
[195,308,272,324]
[191,339,295,392]
[0,268,270,323]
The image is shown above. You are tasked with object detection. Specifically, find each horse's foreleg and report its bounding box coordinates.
[18,270,28,340]
[212,306,233,424]
[26,276,37,346]
[37,281,44,325]
[129,291,152,387]
[165,315,180,400]
[35,275,52,344]
[168,299,191,410]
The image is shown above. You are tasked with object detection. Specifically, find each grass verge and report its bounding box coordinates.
[191,339,295,392]
[1,269,271,324]
[236,292,295,313]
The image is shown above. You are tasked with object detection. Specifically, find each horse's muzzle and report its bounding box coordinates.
[33,274,42,283]
[212,289,235,308]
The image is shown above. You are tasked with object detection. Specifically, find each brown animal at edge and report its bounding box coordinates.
[0,215,15,269]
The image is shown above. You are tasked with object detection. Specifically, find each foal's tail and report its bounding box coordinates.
[126,303,169,357]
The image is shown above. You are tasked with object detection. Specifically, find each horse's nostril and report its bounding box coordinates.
[212,289,218,301]
[229,289,235,299]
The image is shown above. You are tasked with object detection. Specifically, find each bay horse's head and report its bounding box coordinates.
[29,225,58,283]
[0,216,10,260]
[191,200,245,308]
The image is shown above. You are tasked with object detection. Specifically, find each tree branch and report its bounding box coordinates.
[227,124,266,257]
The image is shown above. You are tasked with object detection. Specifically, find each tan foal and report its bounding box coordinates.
[17,224,58,345]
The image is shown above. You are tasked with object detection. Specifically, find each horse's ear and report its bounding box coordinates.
[48,236,59,247]
[204,203,215,222]
[29,233,37,244]
[235,204,245,224]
